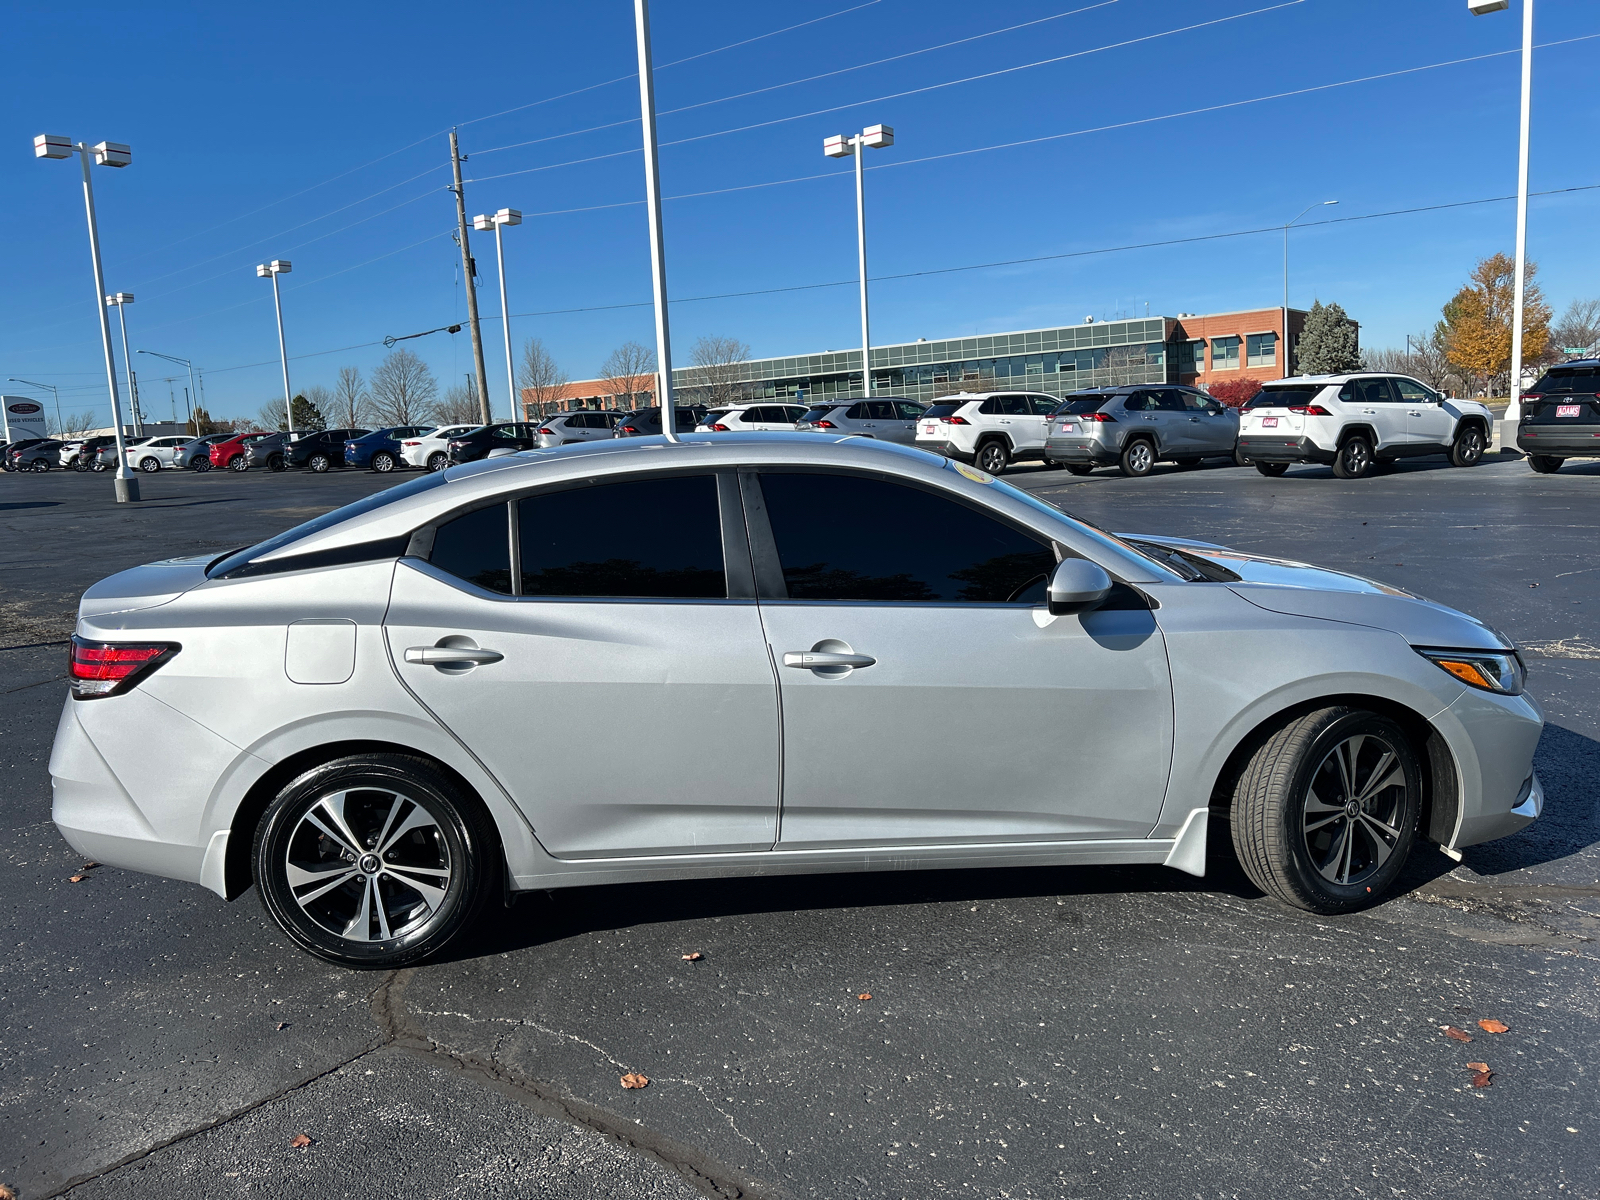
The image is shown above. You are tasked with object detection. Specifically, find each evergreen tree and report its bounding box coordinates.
[1296,300,1362,375]
[289,393,326,430]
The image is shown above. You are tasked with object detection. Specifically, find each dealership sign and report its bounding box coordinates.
[2,396,50,441]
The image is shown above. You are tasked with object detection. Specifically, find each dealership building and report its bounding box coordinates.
[522,306,1345,415]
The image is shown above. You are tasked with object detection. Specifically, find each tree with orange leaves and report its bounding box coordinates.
[1440,252,1551,396]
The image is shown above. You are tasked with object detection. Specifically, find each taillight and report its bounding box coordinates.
[1080,412,1116,422]
[620,425,637,433]
[69,636,178,699]
[1521,393,1543,402]
[712,423,730,431]
[1288,405,1331,415]
[816,420,837,429]
[537,427,554,435]
[402,441,420,447]
[946,416,969,425]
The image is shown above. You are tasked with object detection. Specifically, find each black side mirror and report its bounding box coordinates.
[1047,558,1113,616]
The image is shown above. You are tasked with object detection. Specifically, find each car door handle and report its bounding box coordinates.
[1407,410,1423,416]
[1361,408,1377,415]
[405,646,504,666]
[1143,415,1158,421]
[782,651,876,670]
[1187,417,1201,423]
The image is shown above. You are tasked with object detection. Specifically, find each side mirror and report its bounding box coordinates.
[1047,558,1113,616]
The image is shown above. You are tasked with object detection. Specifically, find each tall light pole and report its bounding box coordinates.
[634,0,680,442]
[105,292,144,436]
[7,378,62,435]
[1282,199,1337,376]
[474,208,523,420]
[33,134,139,502]
[256,260,294,431]
[139,350,200,434]
[1470,0,1533,433]
[825,125,895,397]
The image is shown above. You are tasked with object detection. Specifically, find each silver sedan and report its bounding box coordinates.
[51,434,1542,966]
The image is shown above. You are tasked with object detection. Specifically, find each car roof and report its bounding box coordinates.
[1542,358,1600,370]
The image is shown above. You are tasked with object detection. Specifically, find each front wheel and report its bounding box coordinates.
[1449,425,1485,468]
[426,452,447,473]
[1118,438,1155,477]
[974,441,1010,475]
[308,453,331,473]
[1254,461,1289,477]
[1065,464,1095,476]
[1527,454,1564,474]
[139,456,160,473]
[1232,707,1421,914]
[1331,434,1373,479]
[253,754,492,968]
[371,451,397,474]
[267,454,287,473]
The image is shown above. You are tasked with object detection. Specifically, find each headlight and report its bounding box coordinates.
[1417,648,1525,695]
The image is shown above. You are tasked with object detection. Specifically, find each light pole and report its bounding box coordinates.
[33,134,139,502]
[256,260,294,431]
[1470,0,1533,434]
[474,208,523,420]
[1282,200,1337,376]
[7,378,62,435]
[139,350,200,434]
[104,292,144,436]
[633,0,679,441]
[824,125,895,397]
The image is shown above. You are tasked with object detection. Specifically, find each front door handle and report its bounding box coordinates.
[1188,416,1201,423]
[405,646,504,666]
[783,651,876,669]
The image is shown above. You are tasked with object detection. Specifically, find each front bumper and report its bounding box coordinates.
[1236,435,1335,464]
[1516,424,1600,456]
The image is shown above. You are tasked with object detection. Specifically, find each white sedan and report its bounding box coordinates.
[97,435,191,472]
[401,425,477,472]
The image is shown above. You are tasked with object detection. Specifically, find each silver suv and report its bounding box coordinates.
[534,411,621,449]
[1044,386,1241,477]
[797,399,926,444]
[914,391,1060,473]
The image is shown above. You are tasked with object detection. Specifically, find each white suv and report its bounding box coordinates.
[694,402,809,432]
[1237,373,1493,479]
[914,391,1061,474]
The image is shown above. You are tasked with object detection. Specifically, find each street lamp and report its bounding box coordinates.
[1282,200,1337,376]
[633,0,679,441]
[824,124,894,397]
[7,378,62,435]
[33,133,139,502]
[1471,0,1533,435]
[138,350,200,434]
[105,293,144,436]
[473,208,522,420]
[256,260,294,432]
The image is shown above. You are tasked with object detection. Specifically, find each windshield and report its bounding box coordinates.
[206,472,450,579]
[1246,386,1326,409]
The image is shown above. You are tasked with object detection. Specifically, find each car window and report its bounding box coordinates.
[1154,390,1188,413]
[921,402,967,420]
[863,401,897,420]
[799,406,834,423]
[491,424,518,441]
[1054,397,1113,415]
[1123,392,1156,412]
[1177,391,1216,412]
[757,472,1055,603]
[518,475,725,598]
[430,504,515,595]
[1392,378,1436,403]
[1028,396,1057,415]
[1531,366,1599,394]
[1249,386,1320,408]
[782,406,809,421]
[1355,378,1396,404]
[895,402,925,420]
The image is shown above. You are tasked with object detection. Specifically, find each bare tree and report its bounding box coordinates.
[54,410,100,437]
[369,348,439,425]
[304,384,336,427]
[330,366,372,428]
[1551,298,1600,359]
[1363,332,1468,395]
[257,401,289,431]
[679,335,751,408]
[519,337,570,419]
[599,340,657,408]
[434,377,484,424]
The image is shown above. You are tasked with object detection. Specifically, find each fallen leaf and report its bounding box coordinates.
[620,1072,650,1090]
[1467,1062,1490,1072]
[81,861,101,870]
[276,1022,291,1031]
[289,1134,313,1149]
[858,993,872,1001]
[69,875,86,883]
[1477,1018,1509,1034]
[681,952,702,962]
[0,1184,16,1200]
[1441,1025,1473,1043]
[1471,1070,1494,1088]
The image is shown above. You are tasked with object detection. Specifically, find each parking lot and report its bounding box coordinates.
[4,451,1599,1199]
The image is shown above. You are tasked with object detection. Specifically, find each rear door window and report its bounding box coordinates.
[431,505,514,595]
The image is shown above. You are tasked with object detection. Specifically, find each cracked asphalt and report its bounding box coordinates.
[3,453,1598,1198]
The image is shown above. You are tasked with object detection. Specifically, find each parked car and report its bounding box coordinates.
[1042,386,1241,477]
[174,433,232,472]
[209,432,273,471]
[697,403,810,433]
[275,428,370,472]
[104,434,193,473]
[241,430,318,472]
[401,425,478,472]
[1237,374,1493,479]
[51,433,1543,968]
[447,422,543,465]
[10,438,64,471]
[344,426,431,473]
[793,399,926,443]
[533,411,622,449]
[914,391,1063,474]
[1516,359,1600,473]
[60,435,117,470]
[612,406,707,437]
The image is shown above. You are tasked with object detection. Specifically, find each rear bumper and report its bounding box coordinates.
[1044,436,1117,465]
[1237,435,1334,464]
[916,440,971,462]
[1516,425,1600,456]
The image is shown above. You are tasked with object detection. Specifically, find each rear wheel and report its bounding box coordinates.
[139,456,160,473]
[371,451,397,474]
[1528,454,1564,474]
[1449,425,1485,467]
[29,459,49,472]
[267,454,287,472]
[974,440,1010,475]
[1066,464,1095,476]
[1331,434,1373,479]
[1230,707,1421,914]
[426,452,447,473]
[253,754,493,968]
[1118,438,1155,477]
[72,456,91,473]
[308,453,331,473]
[1254,461,1289,477]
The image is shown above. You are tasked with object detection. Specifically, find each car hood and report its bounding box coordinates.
[1130,536,1512,651]
[79,554,213,620]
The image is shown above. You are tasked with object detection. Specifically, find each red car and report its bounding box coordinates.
[208,432,272,472]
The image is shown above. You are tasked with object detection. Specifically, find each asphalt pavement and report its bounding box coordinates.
[2,452,1598,1199]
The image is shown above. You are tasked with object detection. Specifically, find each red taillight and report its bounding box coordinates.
[946,416,969,425]
[1079,412,1116,423]
[69,636,178,699]
[537,427,554,435]
[1522,393,1543,402]
[816,420,837,429]
[712,423,730,431]
[620,425,638,433]
[402,441,420,446]
[1288,405,1331,415]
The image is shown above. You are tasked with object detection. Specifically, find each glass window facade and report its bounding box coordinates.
[1246,332,1277,369]
[1211,335,1241,371]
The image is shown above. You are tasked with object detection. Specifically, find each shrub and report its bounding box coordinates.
[1206,378,1263,408]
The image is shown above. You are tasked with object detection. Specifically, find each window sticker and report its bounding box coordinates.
[949,460,994,484]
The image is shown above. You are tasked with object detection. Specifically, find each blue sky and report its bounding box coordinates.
[3,0,1596,425]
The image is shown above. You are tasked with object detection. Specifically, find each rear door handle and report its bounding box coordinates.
[1143,415,1158,421]
[405,646,504,665]
[782,651,876,669]
[1188,417,1201,423]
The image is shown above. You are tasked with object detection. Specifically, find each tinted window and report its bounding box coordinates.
[800,406,835,423]
[518,475,725,599]
[921,402,966,420]
[1123,392,1157,412]
[1247,386,1324,409]
[431,504,513,594]
[864,400,898,420]
[1355,378,1395,404]
[1154,390,1187,413]
[1028,396,1058,415]
[1054,397,1113,415]
[758,472,1055,604]
[845,403,869,420]
[895,402,926,419]
[1531,366,1598,394]
[1177,391,1217,411]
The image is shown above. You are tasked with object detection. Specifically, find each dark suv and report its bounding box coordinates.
[283,427,369,472]
[612,406,707,437]
[447,422,542,465]
[1517,359,1600,473]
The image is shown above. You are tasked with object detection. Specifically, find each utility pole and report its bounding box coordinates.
[450,130,493,426]
[634,0,678,441]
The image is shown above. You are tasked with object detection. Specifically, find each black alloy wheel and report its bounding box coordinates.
[29,459,49,472]
[1254,461,1289,477]
[1118,438,1156,477]
[308,453,331,473]
[1331,434,1374,479]
[1449,425,1485,468]
[267,454,287,472]
[192,457,211,473]
[371,451,397,473]
[1066,464,1095,476]
[975,440,1010,475]
[1527,454,1563,474]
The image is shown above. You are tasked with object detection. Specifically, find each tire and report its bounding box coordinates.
[267,454,287,473]
[138,456,160,473]
[1066,464,1095,476]
[1230,707,1421,914]
[192,457,212,473]
[308,454,331,473]
[29,459,49,472]
[1449,424,1485,468]
[1118,438,1156,477]
[371,451,397,474]
[1527,454,1564,474]
[228,454,248,472]
[974,440,1010,475]
[1254,461,1289,477]
[426,452,447,473]
[92,459,110,473]
[1331,434,1373,479]
[72,456,91,473]
[1174,456,1202,469]
[253,753,493,968]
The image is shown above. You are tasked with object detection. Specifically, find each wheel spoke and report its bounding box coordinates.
[1304,811,1344,834]
[372,878,394,941]
[1314,821,1349,883]
[1357,759,1404,806]
[1335,736,1363,803]
[341,876,374,941]
[287,863,359,904]
[387,867,448,912]
[372,793,407,856]
[300,808,360,859]
[1362,811,1402,842]
[379,805,438,855]
[1356,817,1394,869]
[1337,817,1357,883]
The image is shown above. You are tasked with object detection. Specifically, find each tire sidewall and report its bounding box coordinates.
[1120,438,1155,477]
[373,452,396,473]
[310,454,330,472]
[1334,435,1372,478]
[975,441,1009,475]
[1452,426,1484,467]
[427,452,446,472]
